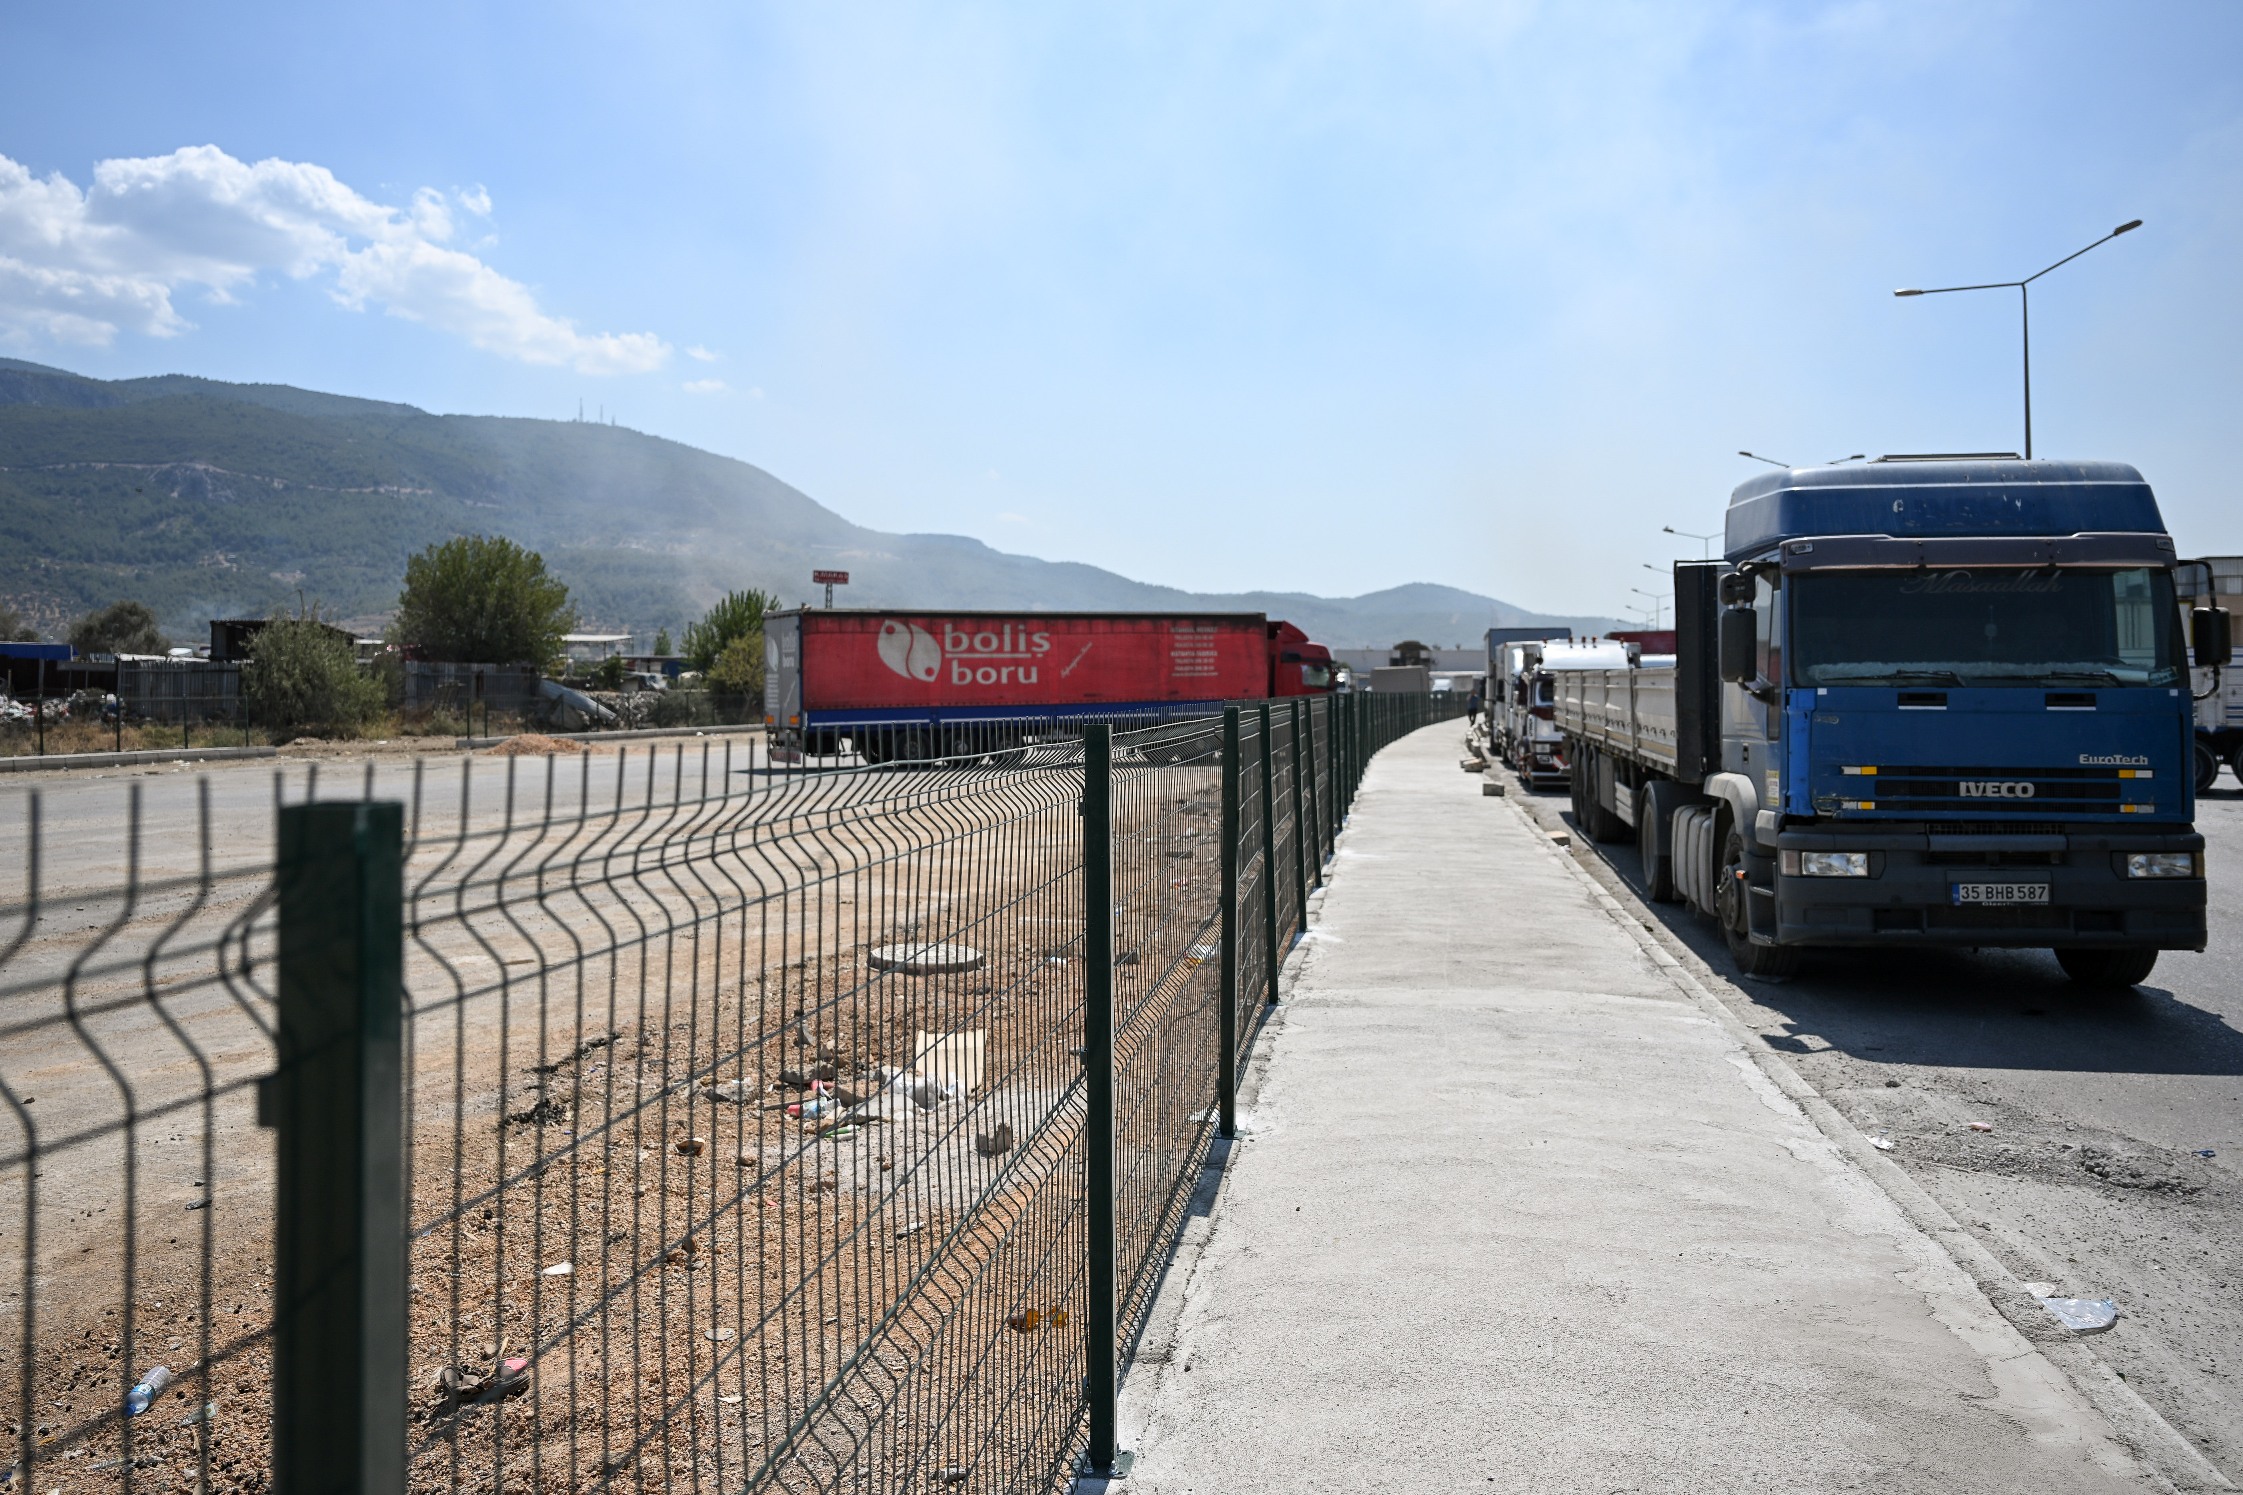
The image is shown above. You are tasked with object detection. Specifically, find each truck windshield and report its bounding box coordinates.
[1790,567,2183,687]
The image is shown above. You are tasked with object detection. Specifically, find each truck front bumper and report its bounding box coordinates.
[1769,823,2207,951]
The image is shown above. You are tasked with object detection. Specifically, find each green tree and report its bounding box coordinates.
[683,589,776,674]
[244,618,385,738]
[0,604,37,642]
[393,535,575,666]
[69,600,167,656]
[705,633,765,701]
[652,628,673,656]
[591,655,628,691]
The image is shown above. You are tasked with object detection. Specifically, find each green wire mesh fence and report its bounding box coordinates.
[0,689,1463,1495]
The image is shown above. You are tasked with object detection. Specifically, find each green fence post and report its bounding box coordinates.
[267,800,406,1495]
[1219,708,1241,1139]
[1288,700,1309,908]
[1080,725,1130,1479]
[1326,695,1341,844]
[1258,703,1281,1002]
[1301,698,1323,877]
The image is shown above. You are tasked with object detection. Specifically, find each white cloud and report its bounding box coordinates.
[681,377,728,394]
[685,344,719,362]
[0,146,668,373]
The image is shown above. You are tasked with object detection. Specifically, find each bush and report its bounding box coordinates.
[70,600,166,656]
[647,690,710,728]
[706,633,765,702]
[244,618,385,739]
[591,655,628,691]
[683,589,775,674]
[394,536,576,666]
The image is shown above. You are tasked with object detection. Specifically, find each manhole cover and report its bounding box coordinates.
[868,942,985,975]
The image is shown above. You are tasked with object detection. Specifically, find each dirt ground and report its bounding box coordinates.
[2,751,1227,1495]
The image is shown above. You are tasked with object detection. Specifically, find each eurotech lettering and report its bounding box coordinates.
[2079,753,2150,766]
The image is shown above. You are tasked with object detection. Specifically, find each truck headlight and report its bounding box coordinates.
[2123,851,2200,879]
[1781,850,1870,877]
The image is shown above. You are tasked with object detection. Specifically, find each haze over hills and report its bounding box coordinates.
[0,358,1621,650]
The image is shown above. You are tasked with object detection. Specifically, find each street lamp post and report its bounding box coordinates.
[1894,220,2141,460]
[1663,525,1719,561]
[1630,587,1669,628]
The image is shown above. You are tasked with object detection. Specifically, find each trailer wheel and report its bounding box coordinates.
[1637,789,1677,903]
[2230,744,2243,785]
[2054,947,2159,989]
[1584,755,1629,844]
[1718,827,1799,979]
[2196,738,2221,794]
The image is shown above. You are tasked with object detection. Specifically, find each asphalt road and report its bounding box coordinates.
[1507,760,2243,1484]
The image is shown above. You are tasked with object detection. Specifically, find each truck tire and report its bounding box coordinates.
[2055,947,2159,989]
[1718,827,1799,979]
[1637,788,1677,903]
[1568,755,1587,827]
[1586,780,1629,845]
[2197,738,2221,794]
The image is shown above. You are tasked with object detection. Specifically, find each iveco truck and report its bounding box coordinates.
[1552,458,2230,987]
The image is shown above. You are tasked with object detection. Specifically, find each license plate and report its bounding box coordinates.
[1951,882,2051,906]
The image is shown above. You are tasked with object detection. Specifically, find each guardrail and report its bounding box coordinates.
[0,689,1461,1495]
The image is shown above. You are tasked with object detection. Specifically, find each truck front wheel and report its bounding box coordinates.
[1718,827,1799,979]
[2054,947,2159,989]
[2197,739,2221,794]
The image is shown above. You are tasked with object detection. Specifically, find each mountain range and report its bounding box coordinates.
[0,357,1619,649]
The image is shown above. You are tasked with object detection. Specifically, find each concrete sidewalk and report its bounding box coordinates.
[1115,724,2163,1494]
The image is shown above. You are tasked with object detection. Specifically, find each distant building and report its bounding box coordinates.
[562,633,633,665]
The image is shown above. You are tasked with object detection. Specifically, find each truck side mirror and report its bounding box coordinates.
[2195,606,2234,669]
[1719,608,1757,684]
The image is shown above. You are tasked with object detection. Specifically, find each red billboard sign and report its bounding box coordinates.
[811,569,851,585]
[798,613,1268,709]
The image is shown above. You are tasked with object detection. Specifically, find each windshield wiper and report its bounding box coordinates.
[1880,669,1965,685]
[2038,669,2124,685]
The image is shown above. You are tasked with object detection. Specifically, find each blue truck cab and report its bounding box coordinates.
[1713,456,2232,983]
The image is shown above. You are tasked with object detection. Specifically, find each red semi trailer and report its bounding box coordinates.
[762,609,1334,761]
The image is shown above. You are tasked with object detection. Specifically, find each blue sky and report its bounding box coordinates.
[4,1,2240,625]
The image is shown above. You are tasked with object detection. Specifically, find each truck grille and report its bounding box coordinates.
[1821,764,2153,816]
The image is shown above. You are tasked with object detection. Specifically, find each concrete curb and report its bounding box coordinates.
[1484,744,2232,1493]
[1078,883,1321,1493]
[0,745,278,774]
[455,723,763,749]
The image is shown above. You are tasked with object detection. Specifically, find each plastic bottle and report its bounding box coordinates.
[126,1366,173,1417]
